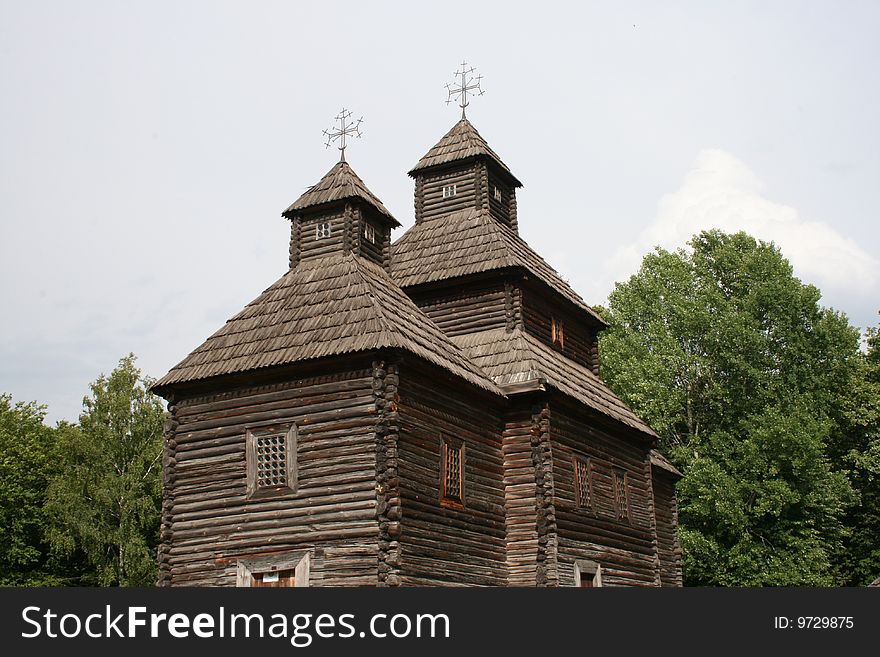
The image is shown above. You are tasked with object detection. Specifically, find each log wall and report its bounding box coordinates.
[409,279,511,336]
[352,206,391,269]
[161,366,380,586]
[502,407,539,586]
[395,364,507,586]
[521,286,599,374]
[487,169,513,228]
[417,166,480,222]
[652,470,683,587]
[296,208,347,263]
[548,400,659,587]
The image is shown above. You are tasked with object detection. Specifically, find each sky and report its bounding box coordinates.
[1,1,879,424]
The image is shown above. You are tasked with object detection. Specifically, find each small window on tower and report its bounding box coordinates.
[364,223,376,244]
[442,184,457,198]
[551,317,565,349]
[440,436,464,507]
[316,222,331,240]
[493,186,502,201]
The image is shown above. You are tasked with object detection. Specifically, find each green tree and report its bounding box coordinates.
[835,318,880,585]
[0,395,58,585]
[599,230,860,585]
[46,355,166,586]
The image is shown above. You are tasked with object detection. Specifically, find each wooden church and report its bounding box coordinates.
[152,73,683,587]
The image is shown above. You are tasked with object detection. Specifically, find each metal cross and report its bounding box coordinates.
[323,108,363,161]
[446,61,484,119]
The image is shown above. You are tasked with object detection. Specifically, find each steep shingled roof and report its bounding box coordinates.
[452,327,656,439]
[283,160,399,225]
[154,253,500,395]
[390,208,606,325]
[408,118,522,186]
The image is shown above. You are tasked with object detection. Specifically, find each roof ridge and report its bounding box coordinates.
[347,254,399,346]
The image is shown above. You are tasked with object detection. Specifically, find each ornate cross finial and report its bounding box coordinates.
[323,108,363,162]
[445,61,484,119]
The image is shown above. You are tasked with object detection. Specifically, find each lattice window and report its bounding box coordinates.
[442,184,457,198]
[613,469,629,521]
[364,223,376,244]
[315,221,331,239]
[246,424,297,498]
[574,457,592,509]
[440,437,464,505]
[552,316,565,349]
[256,434,287,489]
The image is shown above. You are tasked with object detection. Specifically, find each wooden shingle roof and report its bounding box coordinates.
[283,160,399,225]
[408,118,522,186]
[452,327,657,439]
[390,208,606,326]
[154,253,499,394]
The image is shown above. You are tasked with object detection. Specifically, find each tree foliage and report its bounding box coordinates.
[45,354,165,586]
[599,230,863,585]
[0,395,58,585]
[835,319,880,585]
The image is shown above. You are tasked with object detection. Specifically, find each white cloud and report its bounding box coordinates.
[602,149,880,307]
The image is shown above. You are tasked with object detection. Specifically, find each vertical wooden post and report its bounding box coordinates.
[158,399,179,586]
[374,359,402,586]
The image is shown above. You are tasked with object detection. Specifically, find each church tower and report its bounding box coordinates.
[409,118,522,230]
[283,109,400,269]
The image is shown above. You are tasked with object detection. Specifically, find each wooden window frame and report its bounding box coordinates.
[315,221,331,240]
[442,183,457,198]
[439,435,465,509]
[551,316,565,349]
[237,551,310,588]
[246,423,297,499]
[364,223,376,244]
[613,468,630,522]
[493,185,502,201]
[574,560,602,587]
[573,455,593,510]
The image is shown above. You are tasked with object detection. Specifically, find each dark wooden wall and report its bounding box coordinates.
[416,165,480,222]
[408,278,512,336]
[502,407,539,586]
[160,366,380,586]
[487,169,512,228]
[521,286,599,374]
[652,471,683,587]
[548,399,659,587]
[295,209,346,263]
[395,363,507,586]
[351,206,391,269]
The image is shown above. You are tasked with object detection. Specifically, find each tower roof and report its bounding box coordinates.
[283,160,399,225]
[153,253,499,395]
[390,208,606,326]
[408,118,522,187]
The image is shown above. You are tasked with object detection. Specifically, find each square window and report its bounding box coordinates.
[574,456,592,509]
[440,436,464,506]
[315,222,331,239]
[364,223,376,244]
[442,184,457,198]
[246,424,297,498]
